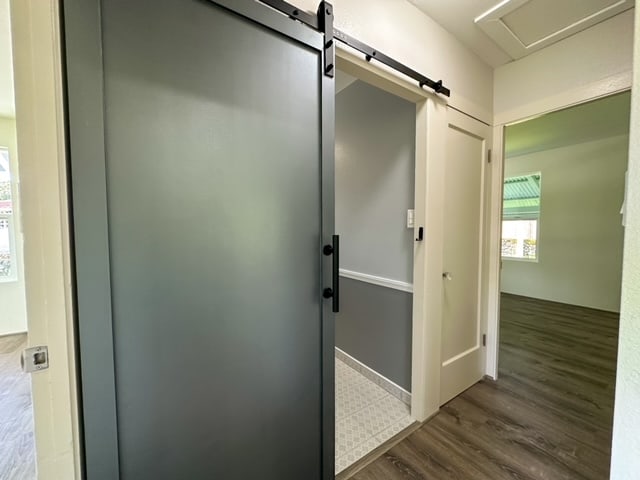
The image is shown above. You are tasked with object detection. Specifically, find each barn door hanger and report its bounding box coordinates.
[258,0,450,95]
[317,1,335,77]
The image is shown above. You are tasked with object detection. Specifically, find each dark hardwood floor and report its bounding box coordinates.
[349,294,619,480]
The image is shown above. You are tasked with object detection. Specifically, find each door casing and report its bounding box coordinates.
[336,48,447,422]
[9,0,81,478]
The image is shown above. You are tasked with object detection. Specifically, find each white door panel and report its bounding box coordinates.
[441,109,490,405]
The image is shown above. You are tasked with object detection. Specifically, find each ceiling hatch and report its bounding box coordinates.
[475,0,635,60]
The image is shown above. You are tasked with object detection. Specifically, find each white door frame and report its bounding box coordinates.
[484,84,633,380]
[336,48,448,421]
[10,1,81,478]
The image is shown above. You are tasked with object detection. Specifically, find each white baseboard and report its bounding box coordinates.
[335,347,411,406]
[0,330,28,338]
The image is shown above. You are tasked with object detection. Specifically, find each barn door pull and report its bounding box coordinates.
[322,235,340,313]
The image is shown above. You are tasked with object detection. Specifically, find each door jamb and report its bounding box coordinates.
[485,87,633,380]
[10,0,81,478]
[336,47,447,421]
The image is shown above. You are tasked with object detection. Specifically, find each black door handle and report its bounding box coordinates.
[322,235,340,313]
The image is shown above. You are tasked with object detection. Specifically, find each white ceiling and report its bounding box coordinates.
[0,0,14,118]
[407,0,513,67]
[408,0,635,67]
[505,91,631,157]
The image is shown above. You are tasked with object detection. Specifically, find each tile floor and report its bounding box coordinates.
[335,357,412,474]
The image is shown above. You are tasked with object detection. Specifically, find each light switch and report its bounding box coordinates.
[407,209,415,228]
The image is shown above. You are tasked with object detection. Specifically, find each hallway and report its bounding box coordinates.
[349,294,619,479]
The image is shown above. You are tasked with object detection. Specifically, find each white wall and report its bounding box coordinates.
[501,136,628,312]
[336,79,415,283]
[292,0,494,123]
[494,9,635,124]
[0,115,26,335]
[611,6,640,478]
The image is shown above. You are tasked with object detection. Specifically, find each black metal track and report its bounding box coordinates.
[258,0,451,97]
[333,29,450,97]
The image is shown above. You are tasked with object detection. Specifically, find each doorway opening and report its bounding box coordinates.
[0,1,36,474]
[497,91,631,478]
[333,68,417,474]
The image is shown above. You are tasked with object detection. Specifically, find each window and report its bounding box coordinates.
[0,148,16,280]
[502,173,541,261]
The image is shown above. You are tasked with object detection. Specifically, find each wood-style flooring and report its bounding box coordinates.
[349,294,619,480]
[0,334,36,480]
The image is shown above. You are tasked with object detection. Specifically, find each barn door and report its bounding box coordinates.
[63,0,335,478]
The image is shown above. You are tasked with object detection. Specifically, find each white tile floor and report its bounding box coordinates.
[335,357,412,473]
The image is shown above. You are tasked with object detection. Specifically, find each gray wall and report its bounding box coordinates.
[501,135,628,312]
[336,80,415,283]
[336,279,412,390]
[335,78,415,390]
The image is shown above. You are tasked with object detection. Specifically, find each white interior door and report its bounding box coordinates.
[440,108,490,405]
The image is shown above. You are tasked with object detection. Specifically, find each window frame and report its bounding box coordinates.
[501,171,542,262]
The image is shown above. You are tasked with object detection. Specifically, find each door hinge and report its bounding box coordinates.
[487,149,492,164]
[482,334,487,347]
[21,345,49,373]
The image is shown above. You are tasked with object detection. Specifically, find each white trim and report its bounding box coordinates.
[442,345,480,368]
[485,126,505,380]
[336,48,431,104]
[11,1,81,477]
[411,97,446,421]
[495,71,633,127]
[339,269,413,293]
[335,348,412,407]
[0,330,28,338]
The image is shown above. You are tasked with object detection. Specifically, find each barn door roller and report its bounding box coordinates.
[259,0,451,96]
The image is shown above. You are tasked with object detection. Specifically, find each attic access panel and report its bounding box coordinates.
[475,0,634,60]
